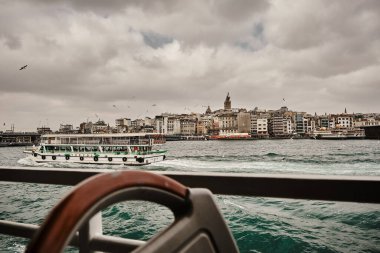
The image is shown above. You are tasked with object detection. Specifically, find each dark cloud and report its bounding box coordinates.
[0,0,379,131]
[142,31,173,49]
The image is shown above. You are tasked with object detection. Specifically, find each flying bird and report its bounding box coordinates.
[283,98,285,101]
[19,65,28,70]
[152,104,157,107]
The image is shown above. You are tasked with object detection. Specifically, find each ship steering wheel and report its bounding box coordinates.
[25,171,239,253]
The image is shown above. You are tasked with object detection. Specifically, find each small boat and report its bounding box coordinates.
[208,132,252,140]
[24,133,167,166]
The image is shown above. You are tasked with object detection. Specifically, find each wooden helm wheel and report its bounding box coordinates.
[25,171,189,253]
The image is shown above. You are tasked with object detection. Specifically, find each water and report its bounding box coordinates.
[1,140,380,252]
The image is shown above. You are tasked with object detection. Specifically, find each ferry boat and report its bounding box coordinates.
[24,133,167,166]
[312,128,366,140]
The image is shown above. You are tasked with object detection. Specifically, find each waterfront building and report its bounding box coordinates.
[167,117,181,135]
[115,118,131,133]
[197,115,213,135]
[155,115,168,134]
[304,115,316,133]
[257,118,269,137]
[285,118,293,134]
[295,113,307,135]
[217,112,238,135]
[180,119,197,136]
[58,124,74,134]
[237,111,251,133]
[79,122,93,134]
[336,115,353,128]
[196,120,207,135]
[250,112,269,138]
[319,116,329,129]
[128,119,145,133]
[144,117,155,127]
[270,112,292,137]
[271,113,284,136]
[131,119,145,128]
[92,120,110,133]
[250,114,258,135]
[329,117,336,129]
[354,117,380,127]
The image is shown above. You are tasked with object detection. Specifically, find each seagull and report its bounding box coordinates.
[19,65,28,70]
[152,104,157,107]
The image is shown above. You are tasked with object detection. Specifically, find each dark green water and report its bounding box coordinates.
[1,140,380,252]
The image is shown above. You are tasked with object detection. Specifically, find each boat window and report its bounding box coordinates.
[103,146,112,152]
[45,146,54,152]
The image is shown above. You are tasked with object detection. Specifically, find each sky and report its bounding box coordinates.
[1,0,379,131]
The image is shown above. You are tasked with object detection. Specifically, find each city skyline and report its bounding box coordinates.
[3,92,379,133]
[1,1,380,131]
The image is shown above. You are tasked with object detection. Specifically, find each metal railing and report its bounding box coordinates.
[1,166,380,252]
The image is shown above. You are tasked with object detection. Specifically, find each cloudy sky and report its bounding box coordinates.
[1,0,379,131]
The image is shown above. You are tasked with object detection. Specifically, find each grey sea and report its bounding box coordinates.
[1,139,380,252]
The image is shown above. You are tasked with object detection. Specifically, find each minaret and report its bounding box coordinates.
[224,92,231,110]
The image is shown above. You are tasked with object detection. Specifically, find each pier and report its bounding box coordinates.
[0,132,40,147]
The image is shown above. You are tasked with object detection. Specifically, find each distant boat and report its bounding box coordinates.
[208,133,252,140]
[313,129,365,140]
[24,133,167,166]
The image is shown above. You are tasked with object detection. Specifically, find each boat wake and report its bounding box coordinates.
[17,156,47,167]
[223,199,246,210]
[17,156,125,170]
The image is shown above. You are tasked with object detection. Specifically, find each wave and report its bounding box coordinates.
[328,152,370,157]
[264,152,281,157]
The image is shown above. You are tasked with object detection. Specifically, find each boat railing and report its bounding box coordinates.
[0,166,379,253]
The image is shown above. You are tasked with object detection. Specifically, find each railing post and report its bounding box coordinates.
[78,212,103,253]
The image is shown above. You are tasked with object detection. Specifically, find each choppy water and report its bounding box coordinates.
[1,140,380,252]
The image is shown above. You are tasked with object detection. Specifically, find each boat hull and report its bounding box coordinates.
[27,152,166,166]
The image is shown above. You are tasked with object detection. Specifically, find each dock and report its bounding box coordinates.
[0,132,40,147]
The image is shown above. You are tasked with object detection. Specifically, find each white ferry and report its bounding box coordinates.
[312,128,366,140]
[24,133,167,166]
